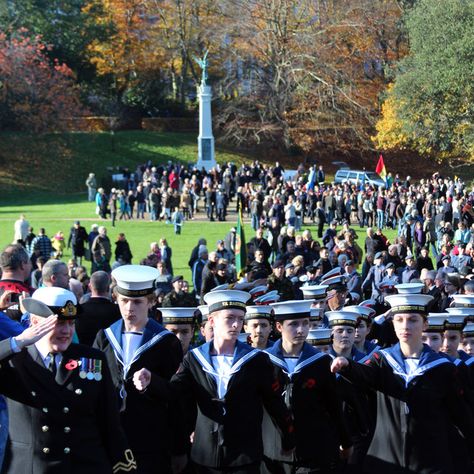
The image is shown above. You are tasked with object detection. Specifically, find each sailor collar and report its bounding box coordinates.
[104,318,171,377]
[190,340,260,380]
[380,343,451,387]
[265,340,328,377]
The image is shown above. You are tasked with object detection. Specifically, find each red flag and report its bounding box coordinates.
[375,154,387,179]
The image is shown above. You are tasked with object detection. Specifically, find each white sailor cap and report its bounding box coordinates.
[254,291,280,305]
[244,305,273,321]
[270,300,313,321]
[395,283,424,294]
[446,307,474,318]
[249,285,268,298]
[301,285,328,301]
[211,283,230,292]
[359,299,377,308]
[24,287,78,320]
[344,305,375,322]
[112,264,159,297]
[462,322,474,336]
[310,306,324,321]
[452,295,474,308]
[322,275,347,292]
[327,311,359,328]
[385,293,433,316]
[197,305,209,323]
[444,313,467,331]
[306,328,332,346]
[160,307,197,325]
[321,267,342,281]
[425,314,447,333]
[203,289,250,314]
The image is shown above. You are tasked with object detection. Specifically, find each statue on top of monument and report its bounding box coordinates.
[193,50,209,87]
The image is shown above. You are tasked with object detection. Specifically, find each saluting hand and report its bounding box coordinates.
[14,315,58,349]
[330,357,349,373]
[133,368,151,391]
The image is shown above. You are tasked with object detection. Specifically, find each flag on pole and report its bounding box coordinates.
[375,153,387,180]
[235,210,247,277]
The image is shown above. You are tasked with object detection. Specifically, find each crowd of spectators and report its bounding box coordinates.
[8,161,474,316]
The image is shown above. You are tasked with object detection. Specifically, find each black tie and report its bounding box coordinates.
[48,353,57,375]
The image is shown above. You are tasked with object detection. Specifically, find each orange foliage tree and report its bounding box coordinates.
[0,29,86,132]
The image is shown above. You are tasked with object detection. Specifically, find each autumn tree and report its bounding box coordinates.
[216,0,405,156]
[0,29,86,132]
[374,0,474,163]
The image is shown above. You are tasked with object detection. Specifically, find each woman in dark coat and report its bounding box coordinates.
[114,233,133,264]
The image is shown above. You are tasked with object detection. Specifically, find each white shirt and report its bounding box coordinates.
[211,355,234,399]
[284,357,299,375]
[122,332,142,366]
[404,358,420,375]
[35,343,62,369]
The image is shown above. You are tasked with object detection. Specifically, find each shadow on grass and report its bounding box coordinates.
[1,191,86,207]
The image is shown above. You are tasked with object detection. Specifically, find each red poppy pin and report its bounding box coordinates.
[65,359,79,371]
[303,378,316,389]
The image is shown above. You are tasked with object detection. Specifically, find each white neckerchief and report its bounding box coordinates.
[404,358,420,376]
[122,332,143,366]
[211,355,234,399]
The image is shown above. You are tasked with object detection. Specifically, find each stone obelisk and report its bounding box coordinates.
[195,51,216,171]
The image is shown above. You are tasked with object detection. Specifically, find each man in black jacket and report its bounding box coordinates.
[172,289,295,474]
[75,271,121,346]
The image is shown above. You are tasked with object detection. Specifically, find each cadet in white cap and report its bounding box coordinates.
[306,328,332,353]
[197,304,213,343]
[301,285,327,329]
[160,307,197,355]
[171,289,294,474]
[462,322,474,356]
[421,314,447,353]
[441,312,469,360]
[1,287,136,473]
[327,311,365,362]
[243,305,274,349]
[94,265,184,474]
[331,292,474,474]
[344,305,380,356]
[327,311,371,471]
[262,300,352,473]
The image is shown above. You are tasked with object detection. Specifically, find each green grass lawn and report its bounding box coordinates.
[0,130,398,287]
[0,130,252,201]
[0,196,397,284]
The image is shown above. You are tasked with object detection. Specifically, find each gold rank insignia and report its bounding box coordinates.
[60,301,77,318]
[113,449,137,473]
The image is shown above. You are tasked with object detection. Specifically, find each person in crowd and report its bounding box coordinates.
[94,265,184,473]
[171,289,295,474]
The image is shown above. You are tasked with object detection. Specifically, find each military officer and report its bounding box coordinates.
[94,265,185,474]
[0,286,136,474]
